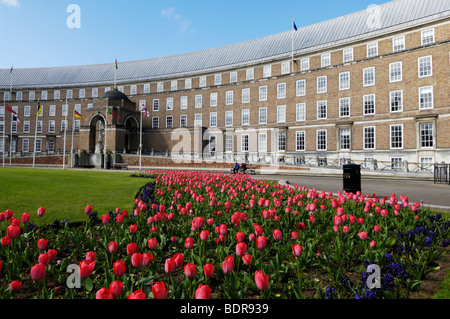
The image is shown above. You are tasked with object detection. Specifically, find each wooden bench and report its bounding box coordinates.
[230,165,256,175]
[114,162,129,170]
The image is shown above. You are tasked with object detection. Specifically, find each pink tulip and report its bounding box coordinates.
[108,241,118,253]
[195,284,211,299]
[358,231,368,240]
[242,254,253,266]
[96,288,113,299]
[272,229,282,241]
[256,236,267,250]
[203,263,215,278]
[30,263,46,282]
[292,244,303,257]
[184,263,197,278]
[147,238,157,249]
[37,207,45,217]
[199,230,209,241]
[222,256,235,274]
[254,270,269,290]
[21,212,30,224]
[236,242,247,257]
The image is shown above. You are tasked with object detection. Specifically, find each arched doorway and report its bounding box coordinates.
[123,116,139,154]
[88,114,106,153]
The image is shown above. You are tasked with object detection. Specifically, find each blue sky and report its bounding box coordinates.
[0,0,392,69]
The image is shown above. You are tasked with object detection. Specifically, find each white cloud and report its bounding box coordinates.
[0,0,20,7]
[160,7,192,33]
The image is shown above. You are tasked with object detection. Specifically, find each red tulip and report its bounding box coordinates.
[30,263,46,282]
[358,217,365,225]
[195,284,211,299]
[96,287,113,299]
[242,254,253,266]
[131,253,143,268]
[37,207,45,217]
[128,289,146,299]
[236,242,247,257]
[0,212,5,222]
[47,249,57,261]
[370,240,377,248]
[309,214,316,223]
[79,260,95,279]
[108,241,118,253]
[199,230,209,241]
[222,256,235,274]
[113,260,126,277]
[235,231,245,243]
[273,229,282,241]
[37,238,48,250]
[101,214,110,224]
[109,280,123,299]
[152,282,167,299]
[292,244,303,257]
[374,225,381,233]
[10,280,22,291]
[333,215,343,226]
[86,251,96,262]
[38,253,50,266]
[165,257,176,274]
[254,270,269,290]
[203,263,215,278]
[4,210,13,219]
[0,260,2,274]
[256,236,267,250]
[147,238,157,249]
[142,253,153,266]
[6,225,20,239]
[21,212,30,224]
[126,243,137,256]
[1,236,12,246]
[84,206,93,215]
[358,231,368,240]
[129,224,137,234]
[116,214,124,224]
[343,225,350,234]
[184,263,197,278]
[173,253,184,268]
[185,237,194,249]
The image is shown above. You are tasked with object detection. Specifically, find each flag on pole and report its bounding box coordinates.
[36,101,42,118]
[5,104,17,115]
[115,59,118,70]
[74,111,84,120]
[293,21,298,31]
[107,107,118,117]
[12,115,20,125]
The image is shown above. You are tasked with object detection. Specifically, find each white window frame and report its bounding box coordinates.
[390,124,403,149]
[316,130,327,151]
[418,56,433,78]
[317,100,327,120]
[389,62,403,82]
[144,84,150,94]
[229,72,237,84]
[214,74,222,86]
[363,94,376,115]
[363,67,375,86]
[296,131,305,151]
[242,88,250,104]
[195,94,203,108]
[259,107,267,124]
[166,97,173,111]
[277,105,286,123]
[296,103,306,122]
[300,58,310,71]
[259,86,267,101]
[343,48,354,63]
[263,65,272,78]
[166,116,173,129]
[210,112,217,128]
[393,35,405,52]
[363,126,376,150]
[339,128,351,151]
[258,133,267,153]
[321,53,331,67]
[157,82,164,93]
[194,114,202,127]
[199,76,207,88]
[241,109,250,126]
[246,68,254,81]
[180,114,187,128]
[79,89,85,99]
[367,42,378,58]
[277,83,286,99]
[317,76,327,93]
[170,81,177,91]
[225,111,233,127]
[49,105,56,117]
[185,79,192,90]
[225,91,233,105]
[180,96,188,110]
[339,97,350,118]
[419,122,434,148]
[22,139,29,153]
[296,80,306,96]
[281,61,290,75]
[210,93,218,107]
[421,28,435,46]
[152,117,159,129]
[419,86,433,110]
[390,90,403,113]
[241,134,249,152]
[339,72,350,90]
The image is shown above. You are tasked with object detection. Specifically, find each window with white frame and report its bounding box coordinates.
[364,94,375,115]
[87,103,93,109]
[214,74,222,86]
[339,128,351,150]
[246,68,254,81]
[241,134,249,152]
[226,91,233,105]
[4,92,11,101]
[263,65,272,78]
[74,104,81,114]
[157,82,164,93]
[129,85,136,95]
[152,117,159,129]
[390,90,403,112]
[66,90,72,99]
[92,88,98,98]
[419,157,434,172]
[296,80,306,96]
[29,91,35,101]
[277,83,286,99]
[343,48,354,63]
[180,96,188,110]
[317,130,327,151]
[389,62,402,82]
[74,120,80,132]
[317,76,327,93]
[210,93,218,107]
[225,111,233,126]
[144,84,150,94]
[418,56,433,77]
[363,67,375,86]
[419,86,433,110]
[367,42,378,58]
[421,28,435,46]
[104,87,111,93]
[258,133,267,153]
[210,112,217,128]
[195,95,202,108]
[36,121,42,133]
[242,88,250,103]
[48,120,55,133]
[194,114,202,127]
[62,104,68,116]
[296,103,306,122]
[419,122,434,148]
[79,89,85,99]
[185,79,192,90]
[277,132,286,151]
[0,121,3,133]
[281,62,290,75]
[393,35,405,52]
[11,120,17,134]
[277,105,286,123]
[225,135,233,152]
[229,72,237,84]
[166,116,173,129]
[241,109,250,126]
[321,53,331,67]
[0,106,3,117]
[259,86,267,101]
[170,81,177,91]
[317,100,327,119]
[23,121,30,133]
[47,140,55,153]
[300,58,310,71]
[296,131,305,151]
[390,124,403,149]
[22,139,29,153]
[180,115,187,128]
[35,139,42,152]
[41,91,48,100]
[259,107,267,124]
[339,72,350,90]
[49,105,56,117]
[391,157,404,170]
[339,97,350,117]
[199,76,207,88]
[24,105,30,117]
[363,126,375,150]
[61,120,67,132]
[16,92,22,101]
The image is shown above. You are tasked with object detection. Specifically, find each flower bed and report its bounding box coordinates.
[0,170,448,299]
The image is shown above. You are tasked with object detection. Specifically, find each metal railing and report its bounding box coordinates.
[434,163,450,184]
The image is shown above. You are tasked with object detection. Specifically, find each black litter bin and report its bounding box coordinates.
[343,163,361,193]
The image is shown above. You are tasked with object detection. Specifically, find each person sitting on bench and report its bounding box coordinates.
[240,163,247,174]
[233,162,240,174]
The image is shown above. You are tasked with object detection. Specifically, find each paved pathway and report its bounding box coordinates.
[252,174,450,212]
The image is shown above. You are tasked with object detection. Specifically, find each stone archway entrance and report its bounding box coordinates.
[89,114,106,154]
[123,116,139,154]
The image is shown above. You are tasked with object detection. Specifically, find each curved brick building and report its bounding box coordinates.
[1,0,449,172]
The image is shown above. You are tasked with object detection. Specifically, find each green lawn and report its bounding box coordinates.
[0,168,149,226]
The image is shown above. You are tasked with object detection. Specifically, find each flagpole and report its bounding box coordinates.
[71,104,75,168]
[63,97,67,169]
[291,18,295,73]
[9,113,13,166]
[2,102,5,168]
[104,107,108,170]
[9,66,13,166]
[139,104,143,171]
[33,101,39,169]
